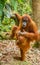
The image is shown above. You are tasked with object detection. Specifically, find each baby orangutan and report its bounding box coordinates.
[10,13,39,61]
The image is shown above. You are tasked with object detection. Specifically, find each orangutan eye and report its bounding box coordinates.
[23,20,26,22]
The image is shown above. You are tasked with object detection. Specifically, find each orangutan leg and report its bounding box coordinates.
[20,49,25,61]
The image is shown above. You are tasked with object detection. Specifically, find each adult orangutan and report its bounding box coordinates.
[10,13,39,60]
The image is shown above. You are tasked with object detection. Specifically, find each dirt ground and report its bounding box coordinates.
[0,40,40,65]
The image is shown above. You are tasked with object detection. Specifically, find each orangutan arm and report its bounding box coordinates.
[23,32,38,40]
[18,21,39,40]
[10,26,18,39]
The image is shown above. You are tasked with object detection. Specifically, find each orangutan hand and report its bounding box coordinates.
[16,31,21,37]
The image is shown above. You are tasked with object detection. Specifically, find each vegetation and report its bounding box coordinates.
[0,0,32,39]
[0,1,40,65]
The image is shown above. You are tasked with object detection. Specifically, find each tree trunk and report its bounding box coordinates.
[32,0,40,30]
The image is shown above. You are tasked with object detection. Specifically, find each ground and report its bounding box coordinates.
[0,40,40,65]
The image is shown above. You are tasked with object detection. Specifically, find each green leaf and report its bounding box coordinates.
[18,0,23,3]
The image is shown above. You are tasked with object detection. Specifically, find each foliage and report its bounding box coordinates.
[10,0,32,15]
[0,0,7,16]
[0,0,32,39]
[33,41,40,48]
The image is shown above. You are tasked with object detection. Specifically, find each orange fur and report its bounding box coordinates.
[10,13,39,60]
